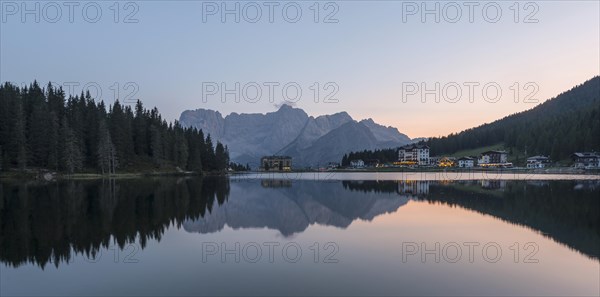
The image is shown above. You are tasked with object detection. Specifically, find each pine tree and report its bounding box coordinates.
[47,112,60,170]
[174,134,188,169]
[172,122,188,169]
[83,92,101,168]
[149,124,163,166]
[185,129,203,172]
[0,84,10,150]
[60,117,83,174]
[97,119,118,174]
[13,100,27,169]
[109,100,134,164]
[133,100,147,156]
[46,83,65,119]
[215,142,228,172]
[342,154,348,166]
[29,103,50,167]
[203,134,216,171]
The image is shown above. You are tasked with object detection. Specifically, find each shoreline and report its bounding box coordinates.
[0,170,226,181]
[1,167,599,181]
[231,171,600,181]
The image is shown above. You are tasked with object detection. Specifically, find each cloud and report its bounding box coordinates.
[273,101,297,109]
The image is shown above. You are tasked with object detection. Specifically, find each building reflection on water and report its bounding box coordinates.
[480,180,507,189]
[261,179,293,188]
[396,180,430,197]
[396,179,510,197]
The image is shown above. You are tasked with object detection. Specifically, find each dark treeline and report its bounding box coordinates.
[0,81,229,174]
[426,76,600,160]
[341,148,398,166]
[0,177,230,268]
[229,162,251,171]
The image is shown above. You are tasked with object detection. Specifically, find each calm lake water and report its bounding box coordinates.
[1,173,599,296]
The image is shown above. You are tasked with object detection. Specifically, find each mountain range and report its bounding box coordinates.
[179,104,413,167]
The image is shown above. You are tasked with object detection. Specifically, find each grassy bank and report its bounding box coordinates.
[444,143,506,159]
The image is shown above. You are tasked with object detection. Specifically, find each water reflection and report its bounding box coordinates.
[211,179,599,259]
[184,179,408,236]
[0,177,598,269]
[346,179,599,259]
[0,177,230,268]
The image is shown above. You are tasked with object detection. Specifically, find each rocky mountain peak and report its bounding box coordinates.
[179,106,413,167]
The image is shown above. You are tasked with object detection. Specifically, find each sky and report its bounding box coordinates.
[1,0,599,138]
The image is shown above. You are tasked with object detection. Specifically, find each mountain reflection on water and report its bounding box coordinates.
[0,177,598,268]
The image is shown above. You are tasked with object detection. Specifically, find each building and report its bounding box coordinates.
[398,144,430,166]
[457,157,475,168]
[526,156,550,169]
[350,159,365,168]
[429,156,441,166]
[327,162,340,169]
[478,150,510,167]
[572,152,600,169]
[365,159,382,167]
[260,156,292,171]
[438,157,455,167]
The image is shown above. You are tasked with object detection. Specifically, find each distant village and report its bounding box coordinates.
[259,145,600,171]
[352,145,600,170]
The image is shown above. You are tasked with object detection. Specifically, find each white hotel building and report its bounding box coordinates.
[398,144,430,166]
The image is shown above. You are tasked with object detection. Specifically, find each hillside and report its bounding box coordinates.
[444,143,529,164]
[427,76,600,160]
[444,143,506,158]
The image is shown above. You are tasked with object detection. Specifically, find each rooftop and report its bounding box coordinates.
[481,150,508,155]
[572,152,600,158]
[261,156,292,159]
[400,144,430,150]
[527,155,549,160]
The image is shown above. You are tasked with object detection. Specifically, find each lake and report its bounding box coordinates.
[1,173,599,296]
